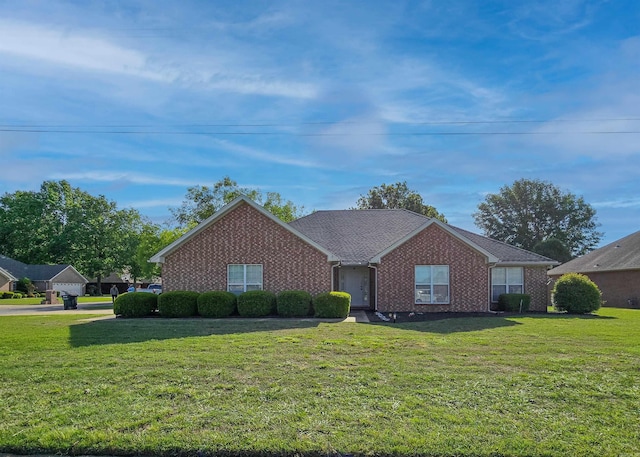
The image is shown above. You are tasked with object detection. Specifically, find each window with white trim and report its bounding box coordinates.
[491,267,524,302]
[228,264,263,294]
[415,265,450,304]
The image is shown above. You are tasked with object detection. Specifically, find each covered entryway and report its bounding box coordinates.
[338,266,374,309]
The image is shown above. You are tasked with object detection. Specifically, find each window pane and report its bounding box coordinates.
[246,265,262,285]
[433,266,449,284]
[509,285,523,294]
[507,267,523,284]
[491,268,506,284]
[433,285,449,303]
[246,284,262,291]
[415,285,431,303]
[228,265,244,284]
[415,266,431,284]
[492,285,506,302]
[228,284,244,295]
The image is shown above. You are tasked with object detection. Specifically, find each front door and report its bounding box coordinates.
[339,266,370,308]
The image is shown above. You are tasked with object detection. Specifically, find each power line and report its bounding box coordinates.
[2,128,640,136]
[1,117,640,129]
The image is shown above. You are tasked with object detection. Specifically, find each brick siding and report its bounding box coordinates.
[525,266,550,311]
[549,270,640,308]
[377,224,490,312]
[162,202,332,295]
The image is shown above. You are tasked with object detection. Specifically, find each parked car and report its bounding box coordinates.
[136,284,162,294]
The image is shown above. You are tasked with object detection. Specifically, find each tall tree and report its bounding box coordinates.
[131,224,187,281]
[473,179,602,256]
[355,181,447,222]
[171,176,305,227]
[0,180,145,290]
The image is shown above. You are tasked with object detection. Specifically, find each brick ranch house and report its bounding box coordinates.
[150,196,558,313]
[548,230,640,308]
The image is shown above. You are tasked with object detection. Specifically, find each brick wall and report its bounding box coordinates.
[549,270,640,308]
[377,224,490,312]
[162,202,332,295]
[525,266,550,311]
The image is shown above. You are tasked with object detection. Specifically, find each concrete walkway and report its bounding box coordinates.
[0,303,370,322]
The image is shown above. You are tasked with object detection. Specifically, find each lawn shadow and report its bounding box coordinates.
[68,316,329,347]
[364,311,616,334]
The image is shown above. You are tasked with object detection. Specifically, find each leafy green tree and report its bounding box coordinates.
[533,238,573,263]
[0,180,146,292]
[355,181,447,222]
[171,176,305,227]
[131,224,187,281]
[473,179,602,256]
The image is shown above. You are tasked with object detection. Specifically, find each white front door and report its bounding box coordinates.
[339,267,369,308]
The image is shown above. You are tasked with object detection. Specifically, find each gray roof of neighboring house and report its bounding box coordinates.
[0,254,78,281]
[548,230,640,275]
[289,210,556,265]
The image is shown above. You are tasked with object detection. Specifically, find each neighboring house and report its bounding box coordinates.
[0,255,88,295]
[87,272,128,295]
[150,196,557,313]
[548,230,640,308]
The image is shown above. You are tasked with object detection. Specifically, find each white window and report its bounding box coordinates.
[415,265,449,304]
[491,267,524,302]
[228,264,263,295]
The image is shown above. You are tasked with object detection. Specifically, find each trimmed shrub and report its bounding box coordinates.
[313,292,351,318]
[197,291,237,318]
[552,273,602,314]
[1,292,14,299]
[497,293,531,312]
[12,292,22,299]
[113,292,158,318]
[158,291,200,318]
[277,290,313,317]
[237,290,276,317]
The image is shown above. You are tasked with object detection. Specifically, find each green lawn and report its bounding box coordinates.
[0,295,113,305]
[1,309,638,457]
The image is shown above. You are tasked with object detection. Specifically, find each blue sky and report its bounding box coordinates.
[1,0,639,247]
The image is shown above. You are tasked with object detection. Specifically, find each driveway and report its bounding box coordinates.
[0,302,114,316]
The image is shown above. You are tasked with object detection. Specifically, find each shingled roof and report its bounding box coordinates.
[0,255,79,280]
[548,230,640,275]
[289,209,556,266]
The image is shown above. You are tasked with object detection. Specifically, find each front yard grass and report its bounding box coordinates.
[1,308,638,456]
[0,295,114,305]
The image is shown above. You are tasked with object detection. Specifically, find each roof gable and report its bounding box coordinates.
[0,255,84,281]
[150,196,338,263]
[549,230,640,275]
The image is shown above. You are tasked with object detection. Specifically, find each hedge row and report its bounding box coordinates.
[113,290,351,319]
[497,293,531,312]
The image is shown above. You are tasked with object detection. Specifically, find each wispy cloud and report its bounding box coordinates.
[50,172,201,187]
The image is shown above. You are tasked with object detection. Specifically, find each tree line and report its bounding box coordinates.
[0,177,602,289]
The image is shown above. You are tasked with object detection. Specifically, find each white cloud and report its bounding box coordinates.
[49,172,201,187]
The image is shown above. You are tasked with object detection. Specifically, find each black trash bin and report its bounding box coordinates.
[62,294,78,310]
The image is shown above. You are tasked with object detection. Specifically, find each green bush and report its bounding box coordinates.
[1,292,14,299]
[113,292,158,318]
[237,290,276,317]
[16,277,35,296]
[12,292,22,299]
[277,290,313,317]
[197,291,237,318]
[158,291,200,318]
[497,293,531,312]
[552,273,602,314]
[313,292,351,318]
